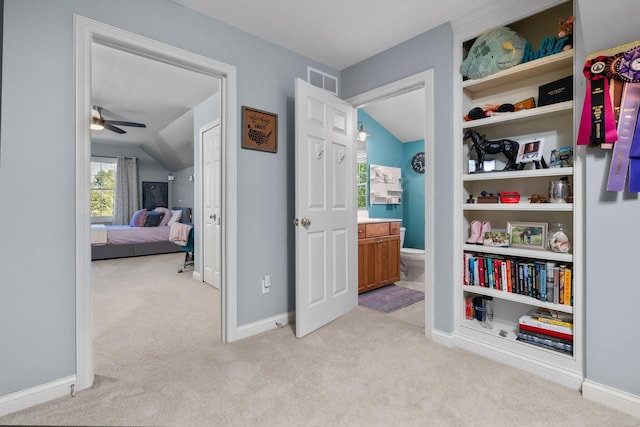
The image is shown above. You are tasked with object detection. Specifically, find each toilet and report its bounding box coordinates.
[400,227,425,282]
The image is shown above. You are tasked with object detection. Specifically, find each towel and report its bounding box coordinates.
[170,222,192,246]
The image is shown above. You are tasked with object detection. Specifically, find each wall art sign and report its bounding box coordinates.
[242,106,278,153]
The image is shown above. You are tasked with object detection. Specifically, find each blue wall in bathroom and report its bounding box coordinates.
[360,110,403,221]
[359,110,425,250]
[403,140,425,249]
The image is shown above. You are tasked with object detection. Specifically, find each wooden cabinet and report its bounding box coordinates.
[358,221,400,294]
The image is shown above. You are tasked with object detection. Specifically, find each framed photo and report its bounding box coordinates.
[482,230,509,247]
[507,221,547,250]
[241,106,278,153]
[515,138,544,164]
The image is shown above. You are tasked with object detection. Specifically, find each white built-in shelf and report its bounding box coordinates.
[463,167,573,181]
[463,243,572,263]
[462,50,573,96]
[462,285,574,314]
[462,101,573,130]
[463,202,573,212]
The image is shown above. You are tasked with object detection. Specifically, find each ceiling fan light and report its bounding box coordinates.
[90,116,104,130]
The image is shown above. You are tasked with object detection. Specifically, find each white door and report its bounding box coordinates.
[203,122,222,288]
[295,78,357,338]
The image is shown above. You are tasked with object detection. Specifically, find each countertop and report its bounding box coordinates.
[357,218,402,224]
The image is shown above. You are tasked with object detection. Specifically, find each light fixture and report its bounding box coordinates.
[168,173,175,181]
[357,121,370,142]
[90,107,104,131]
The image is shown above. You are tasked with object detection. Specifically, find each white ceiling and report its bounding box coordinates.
[91,43,219,170]
[171,0,495,71]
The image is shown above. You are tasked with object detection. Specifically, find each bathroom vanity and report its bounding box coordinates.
[357,220,401,294]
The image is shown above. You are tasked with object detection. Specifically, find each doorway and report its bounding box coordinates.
[347,70,435,337]
[74,16,239,392]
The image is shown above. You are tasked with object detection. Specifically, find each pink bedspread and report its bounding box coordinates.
[105,225,172,244]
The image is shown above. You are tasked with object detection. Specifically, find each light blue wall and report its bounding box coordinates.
[360,111,425,249]
[343,23,456,332]
[0,0,337,396]
[402,140,425,250]
[576,0,640,397]
[360,110,403,220]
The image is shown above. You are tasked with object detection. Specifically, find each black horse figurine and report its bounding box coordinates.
[463,129,519,171]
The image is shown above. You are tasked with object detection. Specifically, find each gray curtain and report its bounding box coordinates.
[113,156,138,225]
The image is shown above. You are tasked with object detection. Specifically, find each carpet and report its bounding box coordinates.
[358,284,424,313]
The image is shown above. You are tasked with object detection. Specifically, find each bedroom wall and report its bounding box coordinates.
[0,0,337,397]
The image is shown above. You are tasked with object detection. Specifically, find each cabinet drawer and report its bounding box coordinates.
[358,224,366,239]
[365,222,390,238]
[390,222,401,235]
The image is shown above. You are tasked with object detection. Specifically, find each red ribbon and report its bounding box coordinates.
[577,56,618,145]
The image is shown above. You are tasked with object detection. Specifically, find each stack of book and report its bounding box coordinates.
[517,309,573,355]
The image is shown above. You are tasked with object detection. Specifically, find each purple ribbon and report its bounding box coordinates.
[607,83,640,191]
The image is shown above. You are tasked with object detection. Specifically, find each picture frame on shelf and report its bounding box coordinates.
[482,230,509,247]
[507,221,547,250]
[515,138,545,164]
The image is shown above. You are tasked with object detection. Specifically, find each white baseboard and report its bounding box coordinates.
[0,376,75,417]
[432,329,454,347]
[234,311,294,341]
[583,380,640,420]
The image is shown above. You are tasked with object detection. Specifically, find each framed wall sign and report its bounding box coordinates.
[241,106,278,153]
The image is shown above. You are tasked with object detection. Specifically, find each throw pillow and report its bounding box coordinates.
[154,207,171,226]
[167,209,183,226]
[129,209,148,227]
[144,211,165,227]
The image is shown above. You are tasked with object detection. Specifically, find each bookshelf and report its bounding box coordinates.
[453,1,583,388]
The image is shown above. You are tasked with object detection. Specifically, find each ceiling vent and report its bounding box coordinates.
[307,67,338,96]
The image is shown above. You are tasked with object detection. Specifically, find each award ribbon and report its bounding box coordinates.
[606,83,640,191]
[627,107,640,191]
[577,56,618,145]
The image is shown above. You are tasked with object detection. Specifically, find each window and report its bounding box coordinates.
[90,157,116,222]
[357,156,368,209]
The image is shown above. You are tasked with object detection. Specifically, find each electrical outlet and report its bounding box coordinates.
[262,275,271,294]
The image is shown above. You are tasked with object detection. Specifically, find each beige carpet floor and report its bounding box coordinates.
[1,253,638,426]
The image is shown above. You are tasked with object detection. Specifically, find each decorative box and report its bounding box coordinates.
[538,75,573,107]
[477,195,499,203]
[500,192,521,203]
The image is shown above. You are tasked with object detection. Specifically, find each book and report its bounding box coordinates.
[501,260,508,292]
[530,309,573,328]
[546,262,556,303]
[564,266,572,306]
[553,266,561,304]
[517,331,573,355]
[487,257,494,289]
[478,256,485,287]
[518,323,573,342]
[519,313,573,337]
[539,262,547,302]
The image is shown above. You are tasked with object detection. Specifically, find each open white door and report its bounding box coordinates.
[203,122,222,288]
[295,78,357,338]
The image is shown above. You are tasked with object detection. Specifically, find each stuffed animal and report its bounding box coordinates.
[558,16,574,51]
[460,27,528,80]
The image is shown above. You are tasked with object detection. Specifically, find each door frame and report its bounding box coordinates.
[346,70,435,337]
[74,15,238,391]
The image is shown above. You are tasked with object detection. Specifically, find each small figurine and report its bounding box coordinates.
[463,129,519,171]
[558,16,574,51]
[467,194,475,204]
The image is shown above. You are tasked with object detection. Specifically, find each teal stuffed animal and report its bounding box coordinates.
[460,27,528,80]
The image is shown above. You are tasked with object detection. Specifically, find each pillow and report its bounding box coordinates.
[167,209,183,226]
[144,211,165,227]
[154,207,171,226]
[129,209,148,227]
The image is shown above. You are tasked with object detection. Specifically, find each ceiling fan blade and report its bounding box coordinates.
[104,123,126,134]
[104,120,146,128]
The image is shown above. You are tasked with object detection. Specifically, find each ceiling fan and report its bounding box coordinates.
[91,105,146,134]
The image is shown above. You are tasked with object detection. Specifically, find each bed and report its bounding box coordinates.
[91,207,192,261]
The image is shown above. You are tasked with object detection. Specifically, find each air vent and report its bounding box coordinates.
[307,67,338,96]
